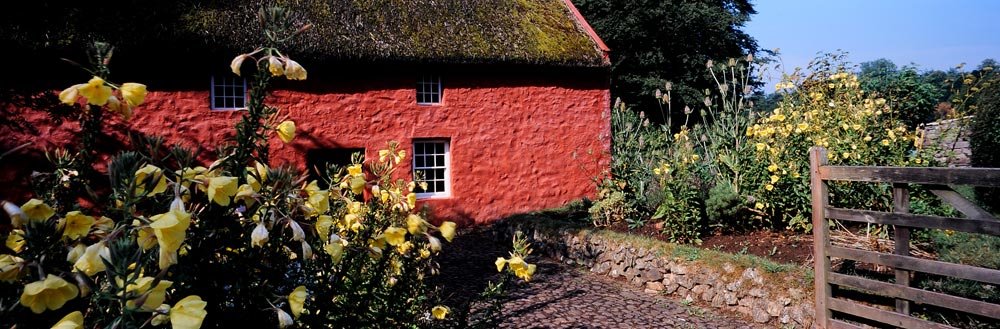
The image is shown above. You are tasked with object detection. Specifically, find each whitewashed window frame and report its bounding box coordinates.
[416,74,442,105]
[210,75,248,110]
[412,139,451,199]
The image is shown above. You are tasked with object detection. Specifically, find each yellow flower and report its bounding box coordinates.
[73,242,110,276]
[230,54,249,76]
[135,164,168,196]
[50,310,84,329]
[439,221,456,242]
[62,211,95,240]
[765,184,774,191]
[20,274,79,314]
[6,230,25,253]
[137,227,157,250]
[268,56,284,76]
[125,277,173,311]
[324,238,344,263]
[349,176,366,195]
[767,164,778,172]
[407,214,426,235]
[305,190,329,216]
[0,254,24,282]
[120,83,147,107]
[283,58,307,80]
[755,143,767,152]
[21,199,55,223]
[347,164,363,176]
[78,77,113,106]
[58,83,86,105]
[406,192,417,209]
[288,285,307,318]
[770,175,779,184]
[431,305,449,320]
[495,257,507,272]
[863,136,873,142]
[383,227,407,247]
[170,295,208,329]
[149,199,191,270]
[881,139,890,146]
[315,215,334,242]
[277,121,296,143]
[251,222,269,247]
[235,184,256,207]
[516,263,537,281]
[754,202,764,210]
[207,176,238,206]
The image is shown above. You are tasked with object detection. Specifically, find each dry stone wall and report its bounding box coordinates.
[920,116,973,167]
[497,220,816,327]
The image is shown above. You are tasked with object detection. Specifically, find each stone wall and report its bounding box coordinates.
[498,220,816,327]
[920,116,973,167]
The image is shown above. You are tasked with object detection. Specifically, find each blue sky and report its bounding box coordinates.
[746,0,1000,88]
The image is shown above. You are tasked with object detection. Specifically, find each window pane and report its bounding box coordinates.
[435,181,445,192]
[435,155,445,166]
[415,156,425,168]
[435,143,444,153]
[214,97,225,109]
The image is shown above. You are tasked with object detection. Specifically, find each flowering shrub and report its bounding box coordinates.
[0,6,529,328]
[650,126,703,243]
[746,54,932,230]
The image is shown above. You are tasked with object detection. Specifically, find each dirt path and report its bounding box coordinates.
[435,228,760,329]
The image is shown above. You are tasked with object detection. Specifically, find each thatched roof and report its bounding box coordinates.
[181,0,609,67]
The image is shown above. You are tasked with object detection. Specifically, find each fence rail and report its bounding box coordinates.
[809,147,1000,328]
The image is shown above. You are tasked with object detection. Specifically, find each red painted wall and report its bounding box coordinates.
[1,66,610,225]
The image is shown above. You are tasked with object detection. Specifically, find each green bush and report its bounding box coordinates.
[971,74,1000,211]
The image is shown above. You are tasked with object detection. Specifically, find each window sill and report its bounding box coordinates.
[415,193,451,200]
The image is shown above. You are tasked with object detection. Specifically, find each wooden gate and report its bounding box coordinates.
[809,147,1000,328]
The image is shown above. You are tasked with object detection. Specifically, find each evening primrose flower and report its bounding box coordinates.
[207,176,238,206]
[170,295,208,329]
[149,198,192,270]
[0,254,24,282]
[251,222,269,247]
[77,77,113,106]
[125,277,173,311]
[235,184,256,207]
[288,285,307,318]
[770,175,779,184]
[495,257,507,272]
[230,54,250,76]
[268,56,285,76]
[349,176,366,195]
[277,308,294,328]
[21,199,55,223]
[58,83,85,105]
[20,274,79,314]
[50,310,84,329]
[135,164,168,196]
[120,83,147,107]
[2,201,26,228]
[315,215,334,242]
[277,121,296,143]
[137,227,158,250]
[439,221,456,242]
[288,220,306,242]
[431,305,449,320]
[765,184,774,191]
[427,236,442,253]
[324,235,345,263]
[383,227,407,247]
[283,58,307,80]
[62,211,96,240]
[407,214,426,235]
[73,241,111,276]
[66,244,86,264]
[6,230,25,253]
[305,190,329,216]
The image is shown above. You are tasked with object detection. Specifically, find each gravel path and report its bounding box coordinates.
[436,228,760,329]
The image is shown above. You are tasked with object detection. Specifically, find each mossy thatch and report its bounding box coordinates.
[181,0,608,67]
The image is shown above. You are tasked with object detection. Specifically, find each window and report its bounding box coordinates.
[211,75,247,110]
[416,74,441,105]
[412,140,450,198]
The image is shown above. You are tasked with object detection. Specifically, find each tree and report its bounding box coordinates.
[574,0,759,125]
[858,58,943,128]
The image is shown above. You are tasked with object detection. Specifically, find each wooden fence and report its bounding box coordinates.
[809,147,1000,328]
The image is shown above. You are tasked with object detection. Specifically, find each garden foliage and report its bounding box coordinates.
[0,7,535,329]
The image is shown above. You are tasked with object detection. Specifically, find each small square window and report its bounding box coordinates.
[210,75,247,110]
[413,139,450,198]
[416,74,441,105]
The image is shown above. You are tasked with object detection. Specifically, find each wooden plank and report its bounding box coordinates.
[810,147,832,327]
[829,273,1000,319]
[892,183,911,314]
[828,246,1000,285]
[927,185,998,221]
[827,319,863,329]
[818,166,1000,186]
[825,207,1000,236]
[827,298,956,329]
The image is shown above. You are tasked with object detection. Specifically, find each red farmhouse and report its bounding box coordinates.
[1,0,611,225]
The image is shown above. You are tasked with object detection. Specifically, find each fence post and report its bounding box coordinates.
[893,183,911,314]
[810,147,831,328]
